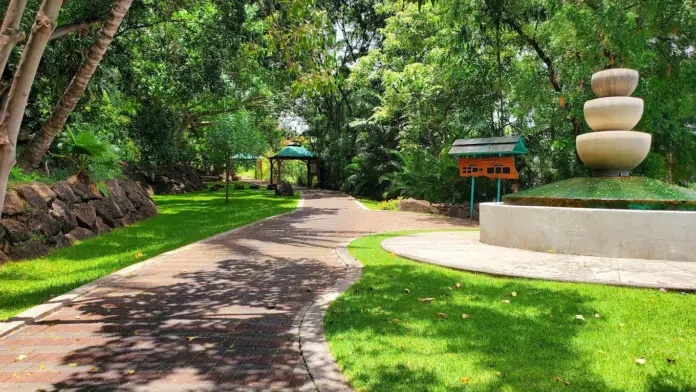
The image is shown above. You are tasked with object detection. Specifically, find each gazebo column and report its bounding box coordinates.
[270,159,274,185]
[306,160,311,188]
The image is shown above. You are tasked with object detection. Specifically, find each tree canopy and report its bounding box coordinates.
[0,0,694,207]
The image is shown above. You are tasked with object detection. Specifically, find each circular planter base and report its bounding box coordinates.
[480,203,696,262]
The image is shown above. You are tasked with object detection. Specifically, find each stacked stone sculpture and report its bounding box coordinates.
[576,68,651,176]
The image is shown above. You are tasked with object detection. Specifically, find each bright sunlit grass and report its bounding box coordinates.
[325,231,696,392]
[0,186,298,321]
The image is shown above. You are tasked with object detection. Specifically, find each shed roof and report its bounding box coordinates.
[448,136,527,156]
[270,145,317,159]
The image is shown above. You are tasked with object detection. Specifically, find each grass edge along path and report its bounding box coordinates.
[325,230,696,392]
[0,187,299,321]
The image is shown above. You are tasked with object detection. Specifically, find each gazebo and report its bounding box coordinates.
[269,144,320,187]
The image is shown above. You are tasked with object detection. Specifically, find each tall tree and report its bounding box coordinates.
[0,0,62,215]
[0,0,27,80]
[19,0,135,171]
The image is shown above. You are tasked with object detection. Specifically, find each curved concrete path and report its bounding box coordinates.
[0,190,472,392]
[382,231,696,290]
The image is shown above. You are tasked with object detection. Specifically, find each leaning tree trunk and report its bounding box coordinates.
[0,0,27,80]
[19,0,134,172]
[0,0,62,216]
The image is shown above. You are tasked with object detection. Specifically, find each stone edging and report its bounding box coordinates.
[299,240,363,392]
[347,196,369,211]
[0,194,305,339]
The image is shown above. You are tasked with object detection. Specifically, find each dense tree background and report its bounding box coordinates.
[1,0,694,203]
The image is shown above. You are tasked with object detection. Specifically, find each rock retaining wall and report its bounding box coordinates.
[399,198,478,219]
[0,179,158,262]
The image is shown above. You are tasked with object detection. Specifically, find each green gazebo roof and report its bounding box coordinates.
[270,145,317,159]
[449,136,527,157]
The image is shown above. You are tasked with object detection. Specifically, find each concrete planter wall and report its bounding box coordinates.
[0,179,158,263]
[480,202,696,262]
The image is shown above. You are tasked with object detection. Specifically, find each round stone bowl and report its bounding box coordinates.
[576,131,651,174]
[591,68,639,97]
[584,97,643,131]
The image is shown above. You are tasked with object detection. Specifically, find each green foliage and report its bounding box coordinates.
[54,128,123,184]
[205,111,267,169]
[8,167,69,188]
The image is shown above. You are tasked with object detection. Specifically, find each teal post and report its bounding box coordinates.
[497,178,501,202]
[470,176,475,219]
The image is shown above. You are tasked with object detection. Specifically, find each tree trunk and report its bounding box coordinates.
[18,0,134,172]
[0,0,27,79]
[0,0,62,217]
[225,156,230,204]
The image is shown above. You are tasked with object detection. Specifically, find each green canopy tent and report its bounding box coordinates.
[269,144,320,187]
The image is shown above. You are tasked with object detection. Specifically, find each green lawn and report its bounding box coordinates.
[358,198,400,211]
[0,186,298,321]
[325,231,696,392]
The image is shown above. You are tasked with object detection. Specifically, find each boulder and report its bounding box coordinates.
[52,181,78,204]
[275,182,294,197]
[9,239,49,260]
[48,233,70,249]
[66,227,95,244]
[430,203,449,215]
[71,182,98,201]
[31,182,57,204]
[399,198,433,214]
[50,199,78,232]
[0,250,9,266]
[1,219,30,243]
[90,198,125,225]
[447,204,470,220]
[137,199,158,219]
[73,204,97,229]
[3,190,27,216]
[95,216,111,233]
[14,183,51,209]
[234,184,245,190]
[104,179,126,199]
[119,180,149,209]
[26,211,62,237]
[267,184,277,191]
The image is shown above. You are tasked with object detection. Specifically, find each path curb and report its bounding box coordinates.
[0,194,304,339]
[300,240,363,392]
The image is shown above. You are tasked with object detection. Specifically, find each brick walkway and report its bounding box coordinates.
[0,190,472,391]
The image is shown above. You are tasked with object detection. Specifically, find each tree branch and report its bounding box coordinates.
[49,19,101,40]
[504,17,562,93]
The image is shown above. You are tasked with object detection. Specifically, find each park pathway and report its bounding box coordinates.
[0,190,471,391]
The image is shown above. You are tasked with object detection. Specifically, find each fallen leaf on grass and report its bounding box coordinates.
[461,377,471,384]
[502,300,510,304]
[594,313,601,318]
[666,357,676,364]
[419,298,435,303]
[575,315,585,321]
[461,314,469,319]
[511,291,517,297]
[636,357,646,365]
[392,319,400,324]
[454,282,462,289]
[437,313,448,318]
[404,288,410,294]
[135,252,143,260]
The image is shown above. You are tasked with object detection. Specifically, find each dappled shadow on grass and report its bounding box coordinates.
[322,232,696,392]
[326,261,616,391]
[0,189,298,321]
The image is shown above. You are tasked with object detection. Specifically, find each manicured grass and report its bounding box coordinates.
[358,198,400,211]
[325,231,696,392]
[0,187,299,321]
[505,177,696,210]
